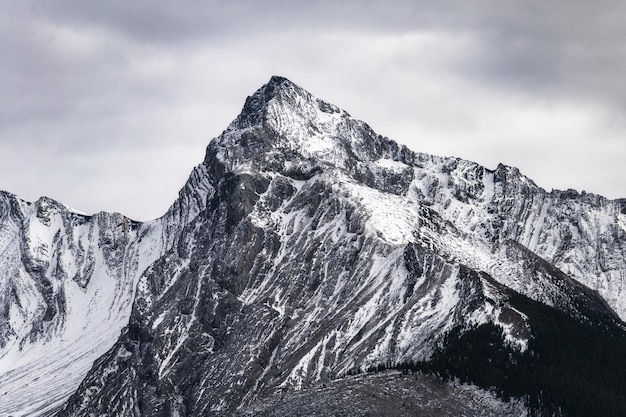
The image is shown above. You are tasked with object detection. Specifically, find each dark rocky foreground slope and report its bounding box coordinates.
[1,77,625,416]
[235,371,527,417]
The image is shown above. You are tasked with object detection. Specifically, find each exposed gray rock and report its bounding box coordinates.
[236,371,527,417]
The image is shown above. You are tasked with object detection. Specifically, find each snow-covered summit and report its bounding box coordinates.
[202,77,423,221]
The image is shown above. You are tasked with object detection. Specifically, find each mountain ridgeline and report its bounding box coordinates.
[0,76,625,416]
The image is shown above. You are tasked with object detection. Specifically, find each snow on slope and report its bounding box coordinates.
[403,157,626,319]
[57,159,529,415]
[0,150,216,416]
[0,195,160,416]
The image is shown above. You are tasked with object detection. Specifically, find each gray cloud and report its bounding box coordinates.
[1,0,625,219]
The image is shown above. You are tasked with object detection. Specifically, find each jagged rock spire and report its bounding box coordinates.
[232,76,306,129]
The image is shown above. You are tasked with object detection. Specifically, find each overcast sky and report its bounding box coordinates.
[1,1,625,220]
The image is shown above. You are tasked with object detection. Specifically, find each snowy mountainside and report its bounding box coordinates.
[410,157,626,319]
[1,76,624,416]
[0,141,216,416]
[55,77,623,416]
[0,192,143,415]
[58,158,525,416]
[0,190,196,417]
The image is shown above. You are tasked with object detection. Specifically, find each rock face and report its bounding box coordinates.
[235,371,528,417]
[1,76,625,416]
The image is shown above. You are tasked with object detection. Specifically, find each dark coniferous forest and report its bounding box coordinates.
[390,292,626,417]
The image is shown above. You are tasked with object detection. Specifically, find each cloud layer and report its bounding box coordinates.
[1,0,625,219]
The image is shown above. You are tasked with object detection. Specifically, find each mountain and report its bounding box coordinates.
[1,76,625,416]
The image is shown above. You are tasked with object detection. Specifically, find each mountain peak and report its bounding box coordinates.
[232,76,309,129]
[254,75,303,104]
[266,75,298,92]
[213,76,391,178]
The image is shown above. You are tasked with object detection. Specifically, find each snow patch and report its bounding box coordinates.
[374,158,409,171]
